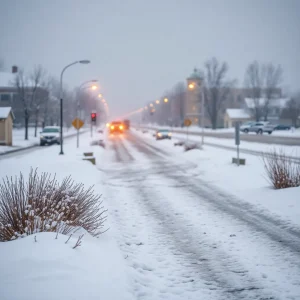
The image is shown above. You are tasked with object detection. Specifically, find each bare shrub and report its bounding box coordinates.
[174,141,185,147]
[184,142,203,152]
[262,149,300,189]
[0,169,107,241]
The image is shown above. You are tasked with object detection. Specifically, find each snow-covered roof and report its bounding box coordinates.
[0,72,15,88]
[245,98,289,109]
[0,107,14,119]
[226,109,250,119]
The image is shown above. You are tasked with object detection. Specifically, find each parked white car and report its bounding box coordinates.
[40,126,60,146]
[240,121,256,133]
[243,121,270,134]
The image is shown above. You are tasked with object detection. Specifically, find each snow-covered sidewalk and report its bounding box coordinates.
[0,133,131,300]
[0,127,84,155]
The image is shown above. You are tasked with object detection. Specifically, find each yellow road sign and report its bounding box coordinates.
[72,118,84,130]
[184,118,192,127]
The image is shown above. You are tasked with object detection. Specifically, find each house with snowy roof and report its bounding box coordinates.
[224,109,251,128]
[0,107,14,145]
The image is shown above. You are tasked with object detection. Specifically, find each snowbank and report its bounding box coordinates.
[0,232,129,300]
[0,132,131,300]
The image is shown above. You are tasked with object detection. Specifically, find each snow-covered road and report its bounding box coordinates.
[101,131,300,300]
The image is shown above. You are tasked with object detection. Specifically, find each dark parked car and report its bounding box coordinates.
[273,124,291,131]
[263,124,291,134]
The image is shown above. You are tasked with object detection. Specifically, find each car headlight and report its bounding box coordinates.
[40,136,44,139]
[157,133,162,137]
[168,133,172,136]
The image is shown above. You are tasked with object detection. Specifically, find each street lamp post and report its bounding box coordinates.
[188,69,205,146]
[59,60,90,155]
[76,80,98,148]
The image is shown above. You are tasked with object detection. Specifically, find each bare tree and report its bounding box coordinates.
[244,61,265,121]
[172,82,185,126]
[14,67,45,140]
[64,90,77,128]
[47,77,60,126]
[202,57,235,129]
[282,93,300,127]
[245,61,283,121]
[263,63,283,121]
[30,66,47,137]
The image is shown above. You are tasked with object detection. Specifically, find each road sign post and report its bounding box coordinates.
[235,122,240,166]
[72,118,84,148]
[184,118,192,141]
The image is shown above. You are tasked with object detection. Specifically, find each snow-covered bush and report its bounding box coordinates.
[262,150,300,189]
[184,142,203,152]
[0,169,107,241]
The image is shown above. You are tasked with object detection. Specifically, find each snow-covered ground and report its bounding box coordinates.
[99,130,300,299]
[0,127,84,154]
[134,129,300,226]
[0,132,132,300]
[1,128,300,299]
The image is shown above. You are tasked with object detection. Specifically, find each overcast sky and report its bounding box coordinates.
[1,0,299,117]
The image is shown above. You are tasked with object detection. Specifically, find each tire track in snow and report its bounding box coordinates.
[132,132,300,253]
[125,134,275,299]
[102,144,226,299]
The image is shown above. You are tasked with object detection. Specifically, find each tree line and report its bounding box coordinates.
[153,58,300,129]
[0,60,95,140]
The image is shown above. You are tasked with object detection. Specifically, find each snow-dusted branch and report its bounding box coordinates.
[72,234,84,249]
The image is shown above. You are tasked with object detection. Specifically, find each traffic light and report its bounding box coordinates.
[91,112,97,122]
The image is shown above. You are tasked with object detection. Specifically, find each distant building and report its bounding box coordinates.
[224,109,251,128]
[0,66,23,125]
[0,66,49,126]
[0,107,14,145]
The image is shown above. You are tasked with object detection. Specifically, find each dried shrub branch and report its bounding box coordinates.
[73,234,84,249]
[262,149,300,189]
[0,169,107,241]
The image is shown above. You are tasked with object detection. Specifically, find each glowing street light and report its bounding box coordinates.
[98,93,102,98]
[91,85,98,90]
[150,103,153,107]
[164,97,169,103]
[155,100,160,104]
[188,82,195,90]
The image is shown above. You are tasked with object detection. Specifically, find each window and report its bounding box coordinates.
[0,94,11,102]
[42,128,60,133]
